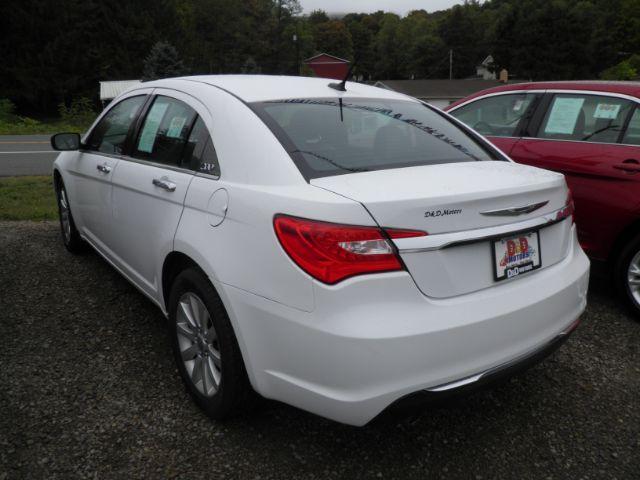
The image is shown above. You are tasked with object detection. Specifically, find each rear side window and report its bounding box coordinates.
[253,98,497,180]
[134,96,197,165]
[86,95,146,154]
[182,117,220,176]
[450,93,538,137]
[623,108,640,145]
[537,94,634,143]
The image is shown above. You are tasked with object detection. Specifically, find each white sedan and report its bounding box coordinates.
[51,75,589,426]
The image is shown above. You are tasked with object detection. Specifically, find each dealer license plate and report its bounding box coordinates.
[492,231,541,281]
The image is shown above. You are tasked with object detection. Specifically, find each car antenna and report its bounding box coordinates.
[329,58,357,92]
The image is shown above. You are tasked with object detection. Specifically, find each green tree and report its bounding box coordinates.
[0,0,178,113]
[492,0,596,80]
[270,0,303,73]
[308,9,330,26]
[437,1,491,79]
[399,10,446,79]
[5,0,640,116]
[344,15,374,78]
[313,20,353,60]
[142,41,186,80]
[372,13,402,79]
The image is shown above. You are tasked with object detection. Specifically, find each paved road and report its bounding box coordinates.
[0,135,59,176]
[1,221,639,479]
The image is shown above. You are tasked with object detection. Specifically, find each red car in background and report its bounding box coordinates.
[446,81,640,315]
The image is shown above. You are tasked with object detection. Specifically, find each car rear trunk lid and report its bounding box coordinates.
[311,161,572,298]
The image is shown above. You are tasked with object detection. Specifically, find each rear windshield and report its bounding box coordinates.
[252,98,499,180]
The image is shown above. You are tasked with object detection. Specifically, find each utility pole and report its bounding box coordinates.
[449,49,453,80]
[274,0,283,72]
[293,27,300,75]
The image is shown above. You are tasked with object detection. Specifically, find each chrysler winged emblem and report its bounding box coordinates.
[480,201,548,217]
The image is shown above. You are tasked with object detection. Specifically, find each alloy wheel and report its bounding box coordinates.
[627,250,640,307]
[176,292,222,397]
[58,187,72,242]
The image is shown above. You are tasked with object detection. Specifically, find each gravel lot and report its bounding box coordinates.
[1,221,639,479]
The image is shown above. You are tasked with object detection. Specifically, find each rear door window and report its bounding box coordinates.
[133,96,197,166]
[537,94,634,143]
[181,117,220,176]
[622,108,640,145]
[450,93,538,137]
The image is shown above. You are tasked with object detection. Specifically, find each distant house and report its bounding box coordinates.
[476,55,496,80]
[99,80,142,107]
[305,53,350,81]
[374,79,504,109]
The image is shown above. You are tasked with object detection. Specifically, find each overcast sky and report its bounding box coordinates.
[298,0,466,16]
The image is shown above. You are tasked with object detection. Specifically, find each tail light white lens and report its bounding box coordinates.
[338,239,393,255]
[273,215,427,284]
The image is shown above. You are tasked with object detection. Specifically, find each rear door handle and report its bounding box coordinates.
[613,159,640,173]
[96,163,112,174]
[152,177,177,192]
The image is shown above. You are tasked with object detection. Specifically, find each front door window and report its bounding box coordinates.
[86,96,146,154]
[451,93,538,137]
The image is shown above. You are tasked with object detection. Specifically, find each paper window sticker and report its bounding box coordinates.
[137,102,169,153]
[513,99,525,112]
[544,97,585,135]
[594,103,621,120]
[166,116,187,138]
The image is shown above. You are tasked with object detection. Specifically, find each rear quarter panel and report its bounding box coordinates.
[171,87,376,313]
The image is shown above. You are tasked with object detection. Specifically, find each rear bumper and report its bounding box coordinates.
[377,316,579,420]
[222,225,589,426]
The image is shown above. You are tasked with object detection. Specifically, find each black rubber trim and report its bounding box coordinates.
[371,320,579,424]
[618,105,638,144]
[515,92,545,138]
[527,92,554,138]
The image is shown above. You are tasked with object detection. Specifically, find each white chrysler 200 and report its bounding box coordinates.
[51,75,589,426]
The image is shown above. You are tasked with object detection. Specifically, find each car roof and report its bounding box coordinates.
[143,75,416,103]
[447,81,640,110]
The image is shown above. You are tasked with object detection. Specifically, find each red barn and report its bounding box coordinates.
[304,53,350,80]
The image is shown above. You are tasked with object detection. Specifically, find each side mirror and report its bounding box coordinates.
[51,132,81,151]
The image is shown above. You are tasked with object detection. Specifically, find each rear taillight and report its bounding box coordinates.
[557,189,575,223]
[273,215,427,284]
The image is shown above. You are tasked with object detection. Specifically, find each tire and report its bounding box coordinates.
[615,233,640,318]
[168,268,258,419]
[55,178,86,253]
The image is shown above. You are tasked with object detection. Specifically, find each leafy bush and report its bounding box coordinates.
[0,96,94,134]
[601,61,637,81]
[58,97,96,127]
[600,55,640,81]
[0,117,43,135]
[18,117,42,129]
[0,98,17,122]
[0,118,85,135]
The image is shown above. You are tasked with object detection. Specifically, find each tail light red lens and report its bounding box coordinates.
[273,215,427,284]
[557,188,575,223]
